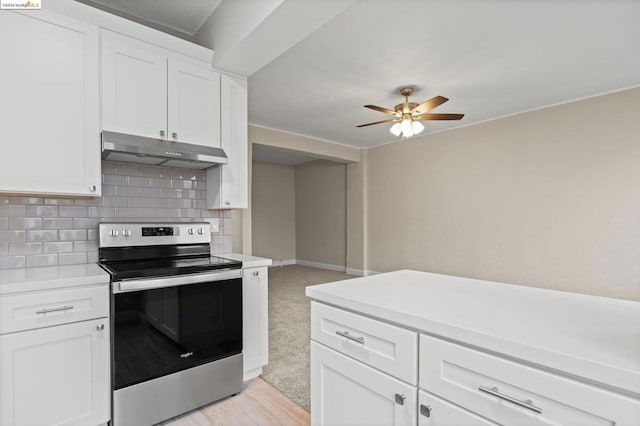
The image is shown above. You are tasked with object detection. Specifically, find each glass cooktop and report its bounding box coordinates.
[100,255,241,281]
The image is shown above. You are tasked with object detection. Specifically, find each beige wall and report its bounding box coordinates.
[346,152,366,273]
[251,161,296,262]
[295,160,347,266]
[366,88,640,301]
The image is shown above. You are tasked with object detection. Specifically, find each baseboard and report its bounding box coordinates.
[270,260,377,276]
[243,366,262,382]
[270,259,296,267]
[295,259,346,272]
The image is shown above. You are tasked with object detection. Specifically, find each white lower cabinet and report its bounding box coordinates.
[310,301,640,426]
[311,301,417,385]
[418,390,497,425]
[243,266,269,380]
[419,334,640,426]
[0,318,110,426]
[311,341,417,426]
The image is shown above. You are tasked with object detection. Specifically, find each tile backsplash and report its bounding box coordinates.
[0,161,232,269]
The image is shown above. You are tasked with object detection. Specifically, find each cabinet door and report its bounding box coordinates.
[311,341,416,426]
[0,318,110,426]
[102,30,167,140]
[168,57,220,147]
[206,74,248,209]
[0,10,100,197]
[243,266,268,380]
[418,390,497,425]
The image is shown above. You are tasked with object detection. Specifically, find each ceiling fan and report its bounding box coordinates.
[356,87,464,138]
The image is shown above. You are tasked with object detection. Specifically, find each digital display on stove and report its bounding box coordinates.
[141,227,174,237]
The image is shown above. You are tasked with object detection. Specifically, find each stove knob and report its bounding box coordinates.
[197,228,204,235]
[188,228,194,235]
[109,229,119,237]
[122,229,132,237]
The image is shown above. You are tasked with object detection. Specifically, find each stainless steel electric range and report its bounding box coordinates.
[98,222,243,426]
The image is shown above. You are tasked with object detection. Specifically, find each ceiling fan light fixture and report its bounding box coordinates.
[357,86,464,139]
[400,118,414,137]
[411,120,424,135]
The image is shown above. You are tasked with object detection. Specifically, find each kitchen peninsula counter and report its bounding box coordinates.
[306,269,640,395]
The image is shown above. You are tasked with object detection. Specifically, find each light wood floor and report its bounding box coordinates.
[160,378,310,425]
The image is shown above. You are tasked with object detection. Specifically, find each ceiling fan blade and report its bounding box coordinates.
[414,113,464,121]
[356,118,398,127]
[364,105,398,116]
[410,96,449,114]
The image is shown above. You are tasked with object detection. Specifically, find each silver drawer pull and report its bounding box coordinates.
[394,393,406,405]
[36,305,74,315]
[420,404,432,417]
[336,330,365,344]
[478,386,543,414]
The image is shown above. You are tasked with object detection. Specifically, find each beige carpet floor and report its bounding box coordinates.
[260,265,356,412]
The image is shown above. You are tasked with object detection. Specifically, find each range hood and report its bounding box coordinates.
[102,131,228,170]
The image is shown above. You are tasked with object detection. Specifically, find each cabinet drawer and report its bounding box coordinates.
[420,335,640,426]
[0,286,109,334]
[418,390,497,425]
[311,302,417,384]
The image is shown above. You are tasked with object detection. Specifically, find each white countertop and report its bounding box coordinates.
[0,263,110,295]
[306,270,640,395]
[0,255,271,296]
[219,253,272,268]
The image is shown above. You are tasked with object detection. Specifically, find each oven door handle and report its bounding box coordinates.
[114,268,242,293]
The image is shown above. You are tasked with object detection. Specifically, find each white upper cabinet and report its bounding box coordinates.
[206,74,248,209]
[101,30,220,148]
[0,10,100,197]
[101,30,167,140]
[168,57,221,147]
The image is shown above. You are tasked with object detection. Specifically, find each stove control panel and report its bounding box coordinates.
[99,223,211,248]
[142,226,174,237]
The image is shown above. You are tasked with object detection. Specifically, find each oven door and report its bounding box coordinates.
[112,269,242,390]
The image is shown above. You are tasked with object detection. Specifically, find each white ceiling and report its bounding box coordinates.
[77,0,222,38]
[248,0,640,147]
[78,0,640,149]
[252,144,317,166]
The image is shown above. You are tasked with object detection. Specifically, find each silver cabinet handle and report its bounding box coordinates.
[394,394,405,405]
[336,330,365,344]
[36,305,74,315]
[224,200,231,206]
[172,132,178,139]
[88,185,96,192]
[160,130,165,137]
[252,271,259,277]
[420,404,432,417]
[479,386,543,414]
[96,324,105,331]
